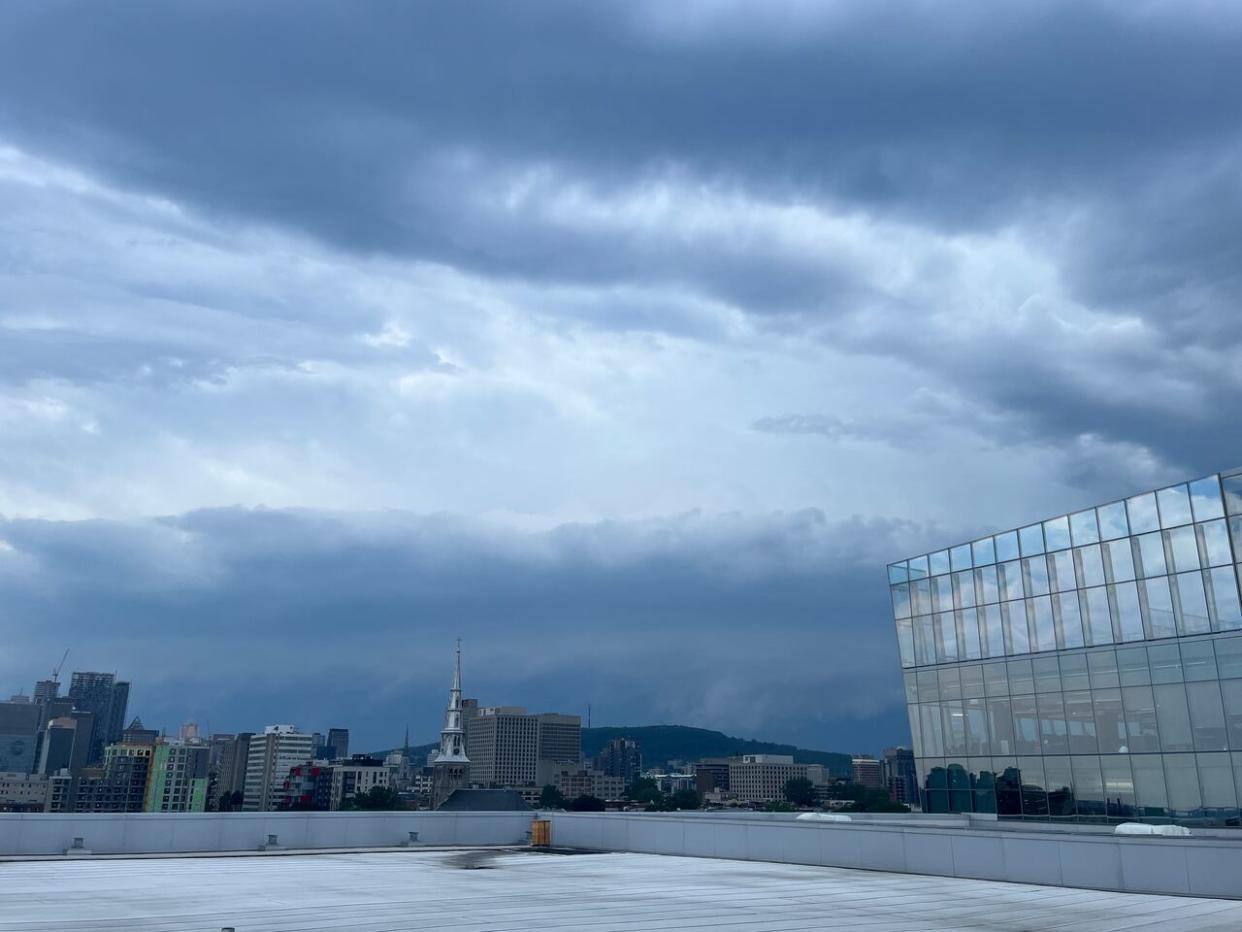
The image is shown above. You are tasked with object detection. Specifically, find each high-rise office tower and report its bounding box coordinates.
[851,756,883,788]
[882,747,917,804]
[213,732,253,809]
[325,727,350,761]
[242,725,315,811]
[32,680,59,704]
[595,737,643,786]
[67,673,130,764]
[0,701,41,773]
[889,469,1242,825]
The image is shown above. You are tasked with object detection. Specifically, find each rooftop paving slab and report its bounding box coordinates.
[0,849,1238,931]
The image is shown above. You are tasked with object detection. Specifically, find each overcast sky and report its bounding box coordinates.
[1,1,1240,754]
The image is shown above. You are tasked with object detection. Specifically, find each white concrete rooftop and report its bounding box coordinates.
[2,849,1238,932]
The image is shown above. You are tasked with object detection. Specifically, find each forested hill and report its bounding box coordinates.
[582,725,853,777]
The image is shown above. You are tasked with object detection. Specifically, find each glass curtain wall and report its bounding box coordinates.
[889,470,1242,826]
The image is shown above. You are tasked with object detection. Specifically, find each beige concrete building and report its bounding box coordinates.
[727,755,810,803]
[242,725,314,811]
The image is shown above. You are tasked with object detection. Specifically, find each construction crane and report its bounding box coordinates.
[51,648,69,684]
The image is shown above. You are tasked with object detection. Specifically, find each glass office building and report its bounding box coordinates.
[888,470,1242,826]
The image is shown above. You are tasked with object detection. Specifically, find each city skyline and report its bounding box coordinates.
[3,2,1242,757]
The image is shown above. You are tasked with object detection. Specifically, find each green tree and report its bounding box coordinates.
[626,777,663,804]
[568,794,606,811]
[539,784,566,809]
[764,800,796,812]
[783,777,817,807]
[670,788,701,811]
[347,785,405,810]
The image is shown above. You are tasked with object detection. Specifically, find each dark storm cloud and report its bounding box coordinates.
[0,507,937,752]
[2,0,1239,476]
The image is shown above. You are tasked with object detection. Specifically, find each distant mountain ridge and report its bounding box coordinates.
[583,725,853,777]
[375,725,853,778]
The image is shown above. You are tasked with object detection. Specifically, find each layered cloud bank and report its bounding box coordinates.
[0,1,1239,748]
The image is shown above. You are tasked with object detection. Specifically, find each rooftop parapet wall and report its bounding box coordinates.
[0,810,531,857]
[545,811,1242,900]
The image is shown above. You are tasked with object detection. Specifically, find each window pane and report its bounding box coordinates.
[920,705,944,757]
[959,609,982,660]
[1070,509,1100,545]
[950,544,973,572]
[1032,655,1061,693]
[975,565,999,605]
[988,698,1015,756]
[1019,524,1045,556]
[1157,484,1193,528]
[1047,549,1075,593]
[892,584,912,619]
[1007,658,1034,695]
[1037,693,1068,754]
[953,570,976,608]
[1180,640,1217,682]
[896,617,915,667]
[935,612,958,662]
[960,663,985,699]
[889,563,909,585]
[1093,688,1126,753]
[1215,636,1242,678]
[1127,492,1160,534]
[932,575,953,612]
[1131,755,1168,817]
[1118,646,1151,686]
[1166,526,1200,573]
[1082,587,1113,646]
[1076,544,1106,588]
[908,555,930,579]
[1111,581,1144,642]
[1121,685,1160,752]
[1060,652,1089,691]
[1186,681,1228,751]
[1043,516,1071,552]
[1147,643,1183,684]
[1175,571,1211,636]
[1190,475,1225,522]
[1088,649,1120,689]
[1064,690,1098,753]
[1003,601,1029,655]
[998,560,1024,601]
[1153,683,1194,752]
[964,698,989,755]
[929,549,951,576]
[1135,532,1167,578]
[1104,539,1135,583]
[1221,680,1242,748]
[1011,697,1040,754]
[1142,576,1177,639]
[1029,595,1056,652]
[981,604,1005,658]
[917,669,940,701]
[1209,567,1242,630]
[939,665,963,700]
[1164,754,1202,818]
[971,538,996,567]
[1055,591,1085,649]
[914,615,936,665]
[1071,756,1105,819]
[982,661,1009,696]
[994,530,1020,563]
[1023,557,1050,596]
[911,578,931,615]
[943,702,967,756]
[1199,519,1232,567]
[1101,756,1137,819]
[1197,753,1238,815]
[1097,501,1129,540]
[1223,472,1242,516]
